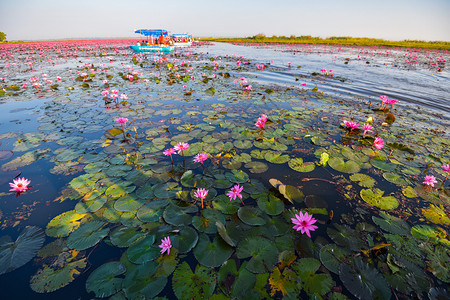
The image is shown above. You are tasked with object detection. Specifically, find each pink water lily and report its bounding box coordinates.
[159,237,172,255]
[164,148,176,164]
[194,188,208,209]
[255,114,267,128]
[9,177,31,193]
[291,211,318,238]
[374,137,384,149]
[423,175,437,187]
[343,120,359,132]
[226,184,244,205]
[363,124,373,136]
[115,117,128,124]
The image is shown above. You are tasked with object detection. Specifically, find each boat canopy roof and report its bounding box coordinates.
[172,34,192,38]
[134,29,168,37]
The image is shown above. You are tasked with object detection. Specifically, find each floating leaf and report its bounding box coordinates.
[339,258,391,300]
[382,172,410,186]
[0,150,13,160]
[30,259,87,293]
[0,226,45,275]
[137,200,168,222]
[349,173,376,188]
[110,226,145,248]
[122,261,166,299]
[237,237,278,274]
[164,205,192,226]
[422,204,450,226]
[265,151,290,164]
[172,262,217,300]
[225,169,249,183]
[328,157,360,174]
[319,244,350,274]
[360,188,398,210]
[256,193,285,215]
[238,206,267,226]
[244,161,268,174]
[216,221,235,247]
[370,158,396,172]
[126,235,159,264]
[193,234,233,268]
[86,261,126,298]
[402,186,417,198]
[46,210,86,238]
[171,226,198,253]
[372,212,410,235]
[67,221,109,250]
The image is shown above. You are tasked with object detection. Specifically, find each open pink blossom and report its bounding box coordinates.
[194,188,208,209]
[291,211,318,238]
[226,184,244,205]
[115,117,128,124]
[423,175,437,187]
[159,237,172,255]
[363,124,373,136]
[374,137,384,149]
[255,114,267,128]
[9,177,31,193]
[174,142,189,154]
[442,164,450,172]
[343,120,359,132]
[193,152,208,164]
[164,148,176,156]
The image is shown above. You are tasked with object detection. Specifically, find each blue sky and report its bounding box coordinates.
[1,0,449,41]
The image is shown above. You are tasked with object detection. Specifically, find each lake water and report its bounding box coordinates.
[0,40,449,300]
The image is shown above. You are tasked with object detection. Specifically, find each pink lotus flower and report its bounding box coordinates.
[159,237,172,255]
[374,137,384,149]
[193,152,208,164]
[164,148,176,164]
[255,114,267,128]
[363,124,373,136]
[101,90,109,96]
[9,177,31,193]
[343,120,359,132]
[194,188,208,209]
[174,142,189,154]
[291,211,318,238]
[423,175,438,187]
[226,184,244,205]
[244,85,252,91]
[103,79,109,84]
[442,164,450,172]
[120,94,128,100]
[115,118,128,124]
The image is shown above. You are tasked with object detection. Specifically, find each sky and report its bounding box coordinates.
[1,0,449,41]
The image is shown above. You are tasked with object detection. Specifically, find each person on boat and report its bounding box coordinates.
[159,35,165,45]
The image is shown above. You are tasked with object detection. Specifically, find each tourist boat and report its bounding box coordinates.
[129,29,175,52]
[171,34,194,47]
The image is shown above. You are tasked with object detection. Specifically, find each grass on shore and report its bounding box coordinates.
[201,35,450,51]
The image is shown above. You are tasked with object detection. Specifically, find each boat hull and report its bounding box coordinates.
[129,45,175,52]
[174,42,193,48]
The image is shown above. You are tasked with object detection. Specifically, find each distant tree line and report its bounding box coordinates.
[0,32,6,42]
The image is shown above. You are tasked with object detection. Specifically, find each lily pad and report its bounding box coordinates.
[110,226,145,248]
[122,261,166,299]
[193,234,233,267]
[172,262,217,300]
[349,173,376,188]
[86,261,126,298]
[0,226,45,275]
[30,259,87,293]
[339,258,391,300]
[67,221,109,251]
[216,221,235,247]
[360,188,398,210]
[319,244,350,274]
[225,169,249,184]
[171,226,198,253]
[382,172,410,186]
[372,212,410,235]
[244,161,268,174]
[265,151,290,164]
[126,235,160,264]
[46,210,86,238]
[328,157,361,174]
[238,206,267,226]
[237,237,278,274]
[422,204,450,226]
[164,205,192,226]
[137,200,169,222]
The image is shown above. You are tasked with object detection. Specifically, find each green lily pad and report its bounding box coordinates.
[234,140,252,149]
[67,221,109,251]
[402,186,418,198]
[225,170,249,183]
[122,261,166,299]
[382,172,410,186]
[319,244,350,274]
[265,151,290,164]
[212,194,241,214]
[110,226,145,248]
[171,226,198,253]
[349,173,376,188]
[192,209,225,234]
[279,185,304,203]
[105,182,135,199]
[0,226,45,275]
[237,237,278,274]
[46,210,86,238]
[164,205,192,226]
[30,259,87,293]
[339,258,391,300]
[154,182,181,199]
[244,161,268,174]
[193,234,233,268]
[372,212,410,235]
[256,193,285,216]
[238,206,267,226]
[114,195,146,212]
[172,262,217,300]
[370,158,396,172]
[328,157,361,174]
[75,195,108,214]
[422,204,450,226]
[137,200,169,222]
[216,220,235,247]
[86,261,126,298]
[360,188,398,209]
[126,235,160,264]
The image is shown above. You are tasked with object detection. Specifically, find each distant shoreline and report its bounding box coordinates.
[201,36,450,51]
